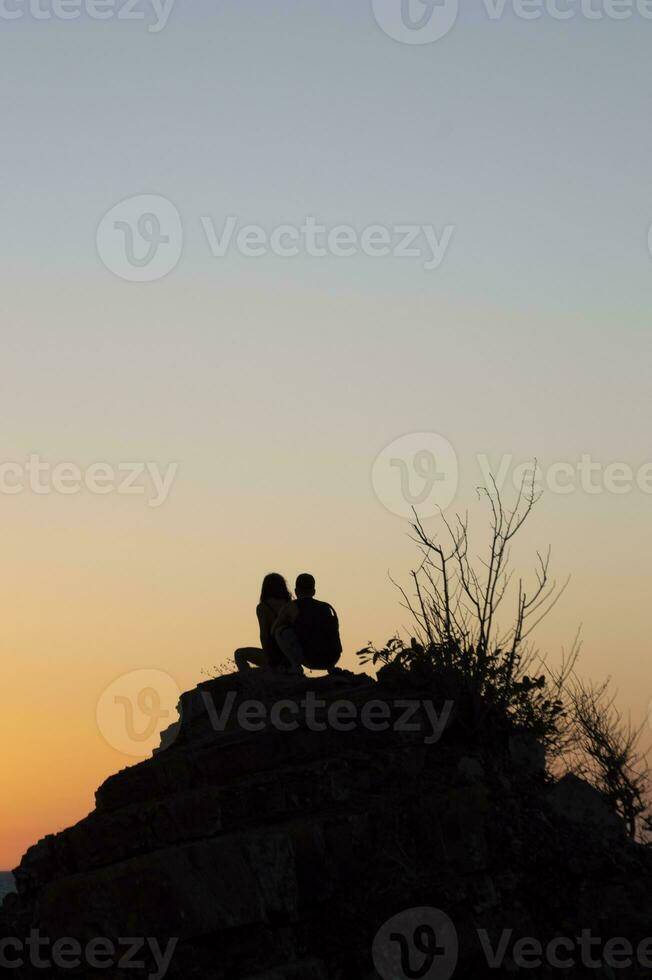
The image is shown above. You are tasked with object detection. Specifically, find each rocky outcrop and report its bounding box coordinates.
[3,669,652,979]
[548,772,627,837]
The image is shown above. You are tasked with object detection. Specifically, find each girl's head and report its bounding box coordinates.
[260,573,291,603]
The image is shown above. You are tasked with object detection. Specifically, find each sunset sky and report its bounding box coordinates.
[1,1,651,869]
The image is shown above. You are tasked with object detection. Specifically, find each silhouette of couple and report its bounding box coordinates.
[234,573,344,677]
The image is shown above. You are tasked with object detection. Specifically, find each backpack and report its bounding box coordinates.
[294,598,342,670]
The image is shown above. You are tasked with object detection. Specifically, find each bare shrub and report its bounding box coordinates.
[360,471,650,837]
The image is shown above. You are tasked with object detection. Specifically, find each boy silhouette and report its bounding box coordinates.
[274,573,344,675]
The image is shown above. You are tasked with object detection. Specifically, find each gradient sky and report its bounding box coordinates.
[1,0,651,868]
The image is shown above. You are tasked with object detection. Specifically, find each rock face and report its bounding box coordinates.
[548,772,626,837]
[0,873,15,902]
[3,670,652,979]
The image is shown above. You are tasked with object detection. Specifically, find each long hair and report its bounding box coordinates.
[260,573,291,604]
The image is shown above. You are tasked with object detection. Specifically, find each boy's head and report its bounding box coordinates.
[295,573,316,598]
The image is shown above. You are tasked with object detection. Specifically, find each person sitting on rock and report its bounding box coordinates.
[234,573,293,671]
[273,573,344,675]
